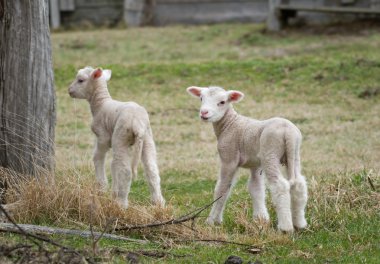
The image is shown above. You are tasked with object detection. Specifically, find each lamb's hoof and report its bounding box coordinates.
[97,182,108,193]
[116,199,129,209]
[206,217,214,225]
[253,212,270,222]
[154,199,166,208]
[294,219,308,230]
[278,222,294,233]
[152,195,165,207]
[253,218,270,229]
[206,217,222,226]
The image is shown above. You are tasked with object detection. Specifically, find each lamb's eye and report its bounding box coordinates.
[219,101,225,105]
[78,79,84,83]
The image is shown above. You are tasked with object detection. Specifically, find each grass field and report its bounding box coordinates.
[2,22,380,263]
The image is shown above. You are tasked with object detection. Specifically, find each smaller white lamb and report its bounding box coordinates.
[187,86,308,232]
[68,66,165,208]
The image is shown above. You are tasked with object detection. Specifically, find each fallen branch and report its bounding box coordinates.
[115,196,222,231]
[174,239,253,247]
[0,223,148,244]
[112,248,192,259]
[0,204,91,263]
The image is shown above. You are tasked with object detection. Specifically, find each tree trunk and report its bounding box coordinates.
[0,0,56,187]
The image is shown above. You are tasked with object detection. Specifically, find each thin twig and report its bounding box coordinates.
[174,239,253,247]
[94,218,114,244]
[89,200,97,255]
[112,248,192,259]
[115,196,222,231]
[367,176,376,191]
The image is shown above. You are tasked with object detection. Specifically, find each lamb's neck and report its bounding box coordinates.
[89,83,112,116]
[212,107,239,139]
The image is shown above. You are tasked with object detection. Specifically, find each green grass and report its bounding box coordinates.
[3,23,380,263]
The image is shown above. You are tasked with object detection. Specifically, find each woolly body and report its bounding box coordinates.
[69,67,165,208]
[187,86,308,232]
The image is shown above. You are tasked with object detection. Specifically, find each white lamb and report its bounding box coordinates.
[186,86,307,232]
[68,67,165,208]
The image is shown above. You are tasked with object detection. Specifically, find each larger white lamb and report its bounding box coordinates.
[68,66,165,208]
[186,86,307,232]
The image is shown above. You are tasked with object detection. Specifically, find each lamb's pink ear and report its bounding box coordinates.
[227,90,244,103]
[92,68,102,79]
[186,86,204,98]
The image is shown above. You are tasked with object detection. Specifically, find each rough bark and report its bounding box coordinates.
[0,1,55,183]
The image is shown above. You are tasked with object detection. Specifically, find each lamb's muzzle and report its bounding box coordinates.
[186,86,308,232]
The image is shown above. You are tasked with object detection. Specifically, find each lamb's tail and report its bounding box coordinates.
[285,129,301,186]
[131,119,146,180]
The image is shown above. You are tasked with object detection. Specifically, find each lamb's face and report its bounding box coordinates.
[68,67,94,99]
[68,67,112,100]
[187,86,244,123]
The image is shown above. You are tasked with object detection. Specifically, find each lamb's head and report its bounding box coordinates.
[68,67,112,100]
[187,86,244,123]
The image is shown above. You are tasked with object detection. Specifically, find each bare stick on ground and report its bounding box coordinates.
[115,196,222,231]
[0,223,148,244]
[0,204,91,262]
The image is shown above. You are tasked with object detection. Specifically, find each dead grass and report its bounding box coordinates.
[4,169,208,240]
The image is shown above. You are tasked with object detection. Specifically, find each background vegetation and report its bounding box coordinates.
[2,22,380,263]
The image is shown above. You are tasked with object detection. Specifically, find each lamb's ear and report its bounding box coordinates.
[103,69,112,81]
[92,68,102,79]
[186,86,204,98]
[227,90,244,103]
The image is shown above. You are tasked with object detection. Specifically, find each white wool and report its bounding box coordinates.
[187,86,308,232]
[69,67,165,208]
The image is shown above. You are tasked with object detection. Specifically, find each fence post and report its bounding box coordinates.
[49,0,60,29]
[124,0,145,27]
[267,0,282,31]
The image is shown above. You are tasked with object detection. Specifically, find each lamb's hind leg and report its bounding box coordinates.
[263,157,293,232]
[141,130,165,206]
[93,138,110,191]
[111,143,133,209]
[290,150,308,229]
[248,168,269,222]
[291,175,307,229]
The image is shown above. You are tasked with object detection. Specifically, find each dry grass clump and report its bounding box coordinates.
[2,167,219,241]
[307,169,380,229]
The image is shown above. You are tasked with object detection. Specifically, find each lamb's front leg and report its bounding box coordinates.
[207,163,238,225]
[93,138,110,191]
[249,168,269,222]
